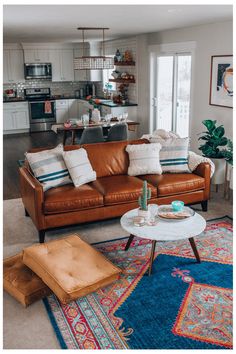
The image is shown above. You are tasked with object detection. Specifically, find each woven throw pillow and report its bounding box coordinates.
[63,148,96,187]
[150,137,190,173]
[126,143,162,176]
[25,144,72,191]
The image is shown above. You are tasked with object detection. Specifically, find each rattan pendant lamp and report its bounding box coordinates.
[74,27,114,70]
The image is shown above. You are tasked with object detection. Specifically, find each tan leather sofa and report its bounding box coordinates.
[19,139,211,243]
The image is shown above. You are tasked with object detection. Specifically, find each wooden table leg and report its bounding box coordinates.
[72,130,75,145]
[63,131,67,145]
[148,240,157,276]
[189,237,201,263]
[124,234,134,251]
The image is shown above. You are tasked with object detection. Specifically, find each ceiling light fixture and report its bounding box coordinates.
[74,27,114,70]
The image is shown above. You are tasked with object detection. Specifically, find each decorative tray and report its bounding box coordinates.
[158,205,195,221]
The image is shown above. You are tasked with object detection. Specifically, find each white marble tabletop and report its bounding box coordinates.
[120,208,206,242]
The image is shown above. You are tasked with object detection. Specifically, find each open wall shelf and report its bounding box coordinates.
[114,61,135,66]
[109,78,135,84]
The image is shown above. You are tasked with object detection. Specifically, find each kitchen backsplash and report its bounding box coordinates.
[3,80,95,98]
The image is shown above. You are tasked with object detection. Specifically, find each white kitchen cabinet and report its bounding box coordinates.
[56,108,69,123]
[3,102,30,133]
[13,111,30,129]
[50,49,74,82]
[56,100,69,123]
[3,49,25,83]
[61,50,74,81]
[77,100,93,118]
[24,49,50,63]
[100,105,137,121]
[68,99,78,119]
[56,99,79,123]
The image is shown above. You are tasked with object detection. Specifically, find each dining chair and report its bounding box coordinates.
[79,126,104,144]
[106,123,128,142]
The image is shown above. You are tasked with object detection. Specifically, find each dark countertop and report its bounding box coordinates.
[3,96,138,107]
[3,98,27,103]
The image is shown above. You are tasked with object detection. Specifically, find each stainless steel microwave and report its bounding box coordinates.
[24,63,52,80]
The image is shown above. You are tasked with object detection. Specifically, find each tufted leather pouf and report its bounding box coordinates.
[23,235,122,304]
[3,253,51,307]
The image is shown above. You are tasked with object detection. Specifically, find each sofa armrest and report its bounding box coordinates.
[19,167,45,230]
[193,162,211,200]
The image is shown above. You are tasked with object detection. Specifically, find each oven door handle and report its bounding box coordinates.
[29,100,55,104]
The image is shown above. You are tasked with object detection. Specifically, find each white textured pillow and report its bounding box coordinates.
[25,144,72,191]
[149,137,190,173]
[126,143,162,176]
[63,148,96,187]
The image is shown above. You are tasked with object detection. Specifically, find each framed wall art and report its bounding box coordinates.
[209,55,233,108]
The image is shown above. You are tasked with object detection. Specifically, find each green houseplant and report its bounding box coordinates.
[198,120,230,185]
[198,119,228,158]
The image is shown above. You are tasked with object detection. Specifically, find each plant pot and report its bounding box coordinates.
[211,158,226,185]
[227,163,233,190]
[138,208,150,220]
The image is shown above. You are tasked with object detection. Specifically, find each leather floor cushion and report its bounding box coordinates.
[157,173,205,197]
[23,235,122,304]
[3,253,51,307]
[44,184,104,214]
[92,175,157,206]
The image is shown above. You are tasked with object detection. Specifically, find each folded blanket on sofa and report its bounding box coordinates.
[188,151,215,177]
[141,129,215,177]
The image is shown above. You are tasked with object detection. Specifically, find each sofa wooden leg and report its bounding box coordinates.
[39,230,46,243]
[25,208,29,217]
[201,200,208,212]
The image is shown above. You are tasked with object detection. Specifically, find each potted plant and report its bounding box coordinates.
[198,119,229,185]
[138,181,151,219]
[222,139,233,192]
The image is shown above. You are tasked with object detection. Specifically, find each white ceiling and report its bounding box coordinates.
[3,5,233,43]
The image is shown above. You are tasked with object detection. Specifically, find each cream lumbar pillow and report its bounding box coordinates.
[25,144,72,191]
[62,148,96,187]
[126,143,162,176]
[150,137,191,173]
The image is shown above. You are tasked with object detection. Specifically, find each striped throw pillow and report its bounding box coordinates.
[25,144,72,191]
[62,148,96,187]
[150,137,191,173]
[126,143,162,176]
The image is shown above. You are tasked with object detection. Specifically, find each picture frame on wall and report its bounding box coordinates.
[209,55,233,108]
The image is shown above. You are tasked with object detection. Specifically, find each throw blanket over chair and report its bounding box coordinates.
[107,123,128,142]
[79,126,104,144]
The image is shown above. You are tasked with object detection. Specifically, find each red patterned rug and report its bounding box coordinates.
[43,216,232,349]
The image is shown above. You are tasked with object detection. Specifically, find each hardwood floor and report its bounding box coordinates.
[3,131,62,200]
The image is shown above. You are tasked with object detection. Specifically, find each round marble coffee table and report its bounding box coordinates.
[120,208,206,276]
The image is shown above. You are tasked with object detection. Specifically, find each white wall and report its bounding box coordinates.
[147,21,233,152]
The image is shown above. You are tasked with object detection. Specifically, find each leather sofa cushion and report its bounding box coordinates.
[82,139,148,178]
[44,184,103,214]
[92,175,157,206]
[3,253,51,307]
[138,174,163,187]
[157,173,205,196]
[23,235,121,304]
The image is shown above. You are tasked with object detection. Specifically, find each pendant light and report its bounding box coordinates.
[74,27,114,70]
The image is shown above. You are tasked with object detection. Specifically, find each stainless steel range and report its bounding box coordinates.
[25,88,56,132]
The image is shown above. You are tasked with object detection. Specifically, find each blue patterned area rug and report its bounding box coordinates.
[43,216,232,349]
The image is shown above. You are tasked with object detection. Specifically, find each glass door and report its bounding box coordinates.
[156,56,174,131]
[150,53,192,137]
[175,55,192,138]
